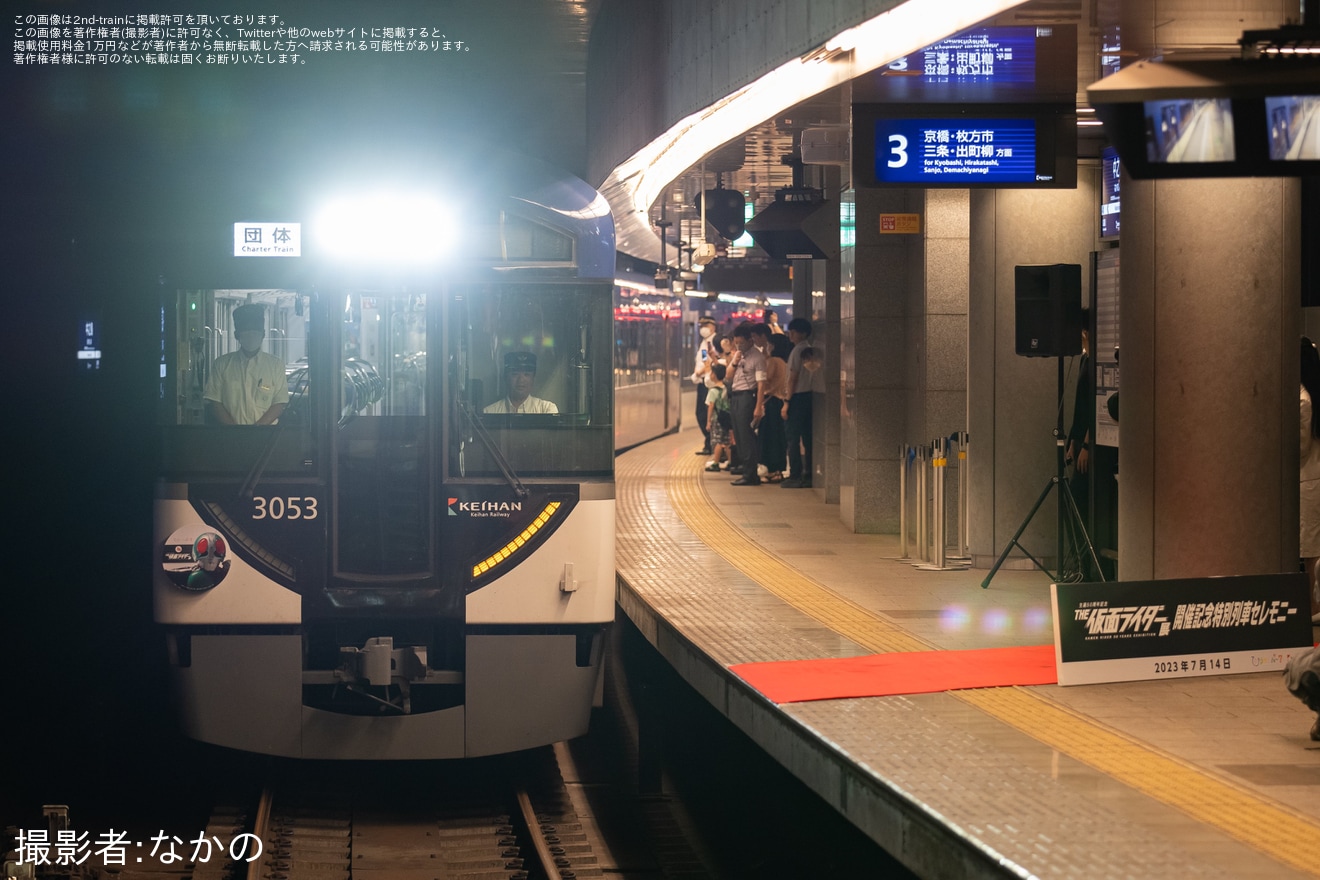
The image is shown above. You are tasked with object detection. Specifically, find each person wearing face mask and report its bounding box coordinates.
[204,304,290,426]
[692,315,719,455]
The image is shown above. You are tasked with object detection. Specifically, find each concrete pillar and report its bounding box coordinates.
[843,187,918,532]
[810,249,841,502]
[843,187,969,535]
[1117,176,1300,579]
[826,239,844,504]
[1111,0,1300,580]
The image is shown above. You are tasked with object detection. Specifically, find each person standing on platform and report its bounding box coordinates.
[1065,317,1093,484]
[781,317,816,488]
[692,316,719,456]
[703,363,733,472]
[727,323,767,486]
[1299,337,1320,623]
[1063,316,1093,578]
[759,333,792,482]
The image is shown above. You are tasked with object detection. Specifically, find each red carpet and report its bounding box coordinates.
[730,644,1058,704]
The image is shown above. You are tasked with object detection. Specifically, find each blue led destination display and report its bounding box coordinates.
[874,118,1039,183]
[885,26,1038,84]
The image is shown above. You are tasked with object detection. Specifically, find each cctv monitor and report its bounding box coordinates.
[1265,95,1320,160]
[1143,99,1236,163]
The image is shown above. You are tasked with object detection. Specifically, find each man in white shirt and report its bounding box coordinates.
[204,304,289,425]
[727,323,767,485]
[484,351,559,414]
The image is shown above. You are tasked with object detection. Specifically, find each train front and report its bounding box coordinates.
[153,157,617,758]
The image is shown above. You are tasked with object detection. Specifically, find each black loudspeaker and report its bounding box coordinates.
[1014,264,1082,357]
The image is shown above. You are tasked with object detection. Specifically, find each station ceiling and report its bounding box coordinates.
[626,0,1289,269]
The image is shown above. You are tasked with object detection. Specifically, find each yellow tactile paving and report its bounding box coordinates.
[666,449,1320,877]
[666,453,928,654]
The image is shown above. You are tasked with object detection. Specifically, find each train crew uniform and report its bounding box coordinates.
[484,351,559,414]
[203,305,290,425]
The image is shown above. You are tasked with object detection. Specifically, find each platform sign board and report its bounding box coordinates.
[1100,145,1121,240]
[886,26,1038,85]
[879,213,921,234]
[854,25,1077,104]
[874,117,1038,184]
[76,313,101,372]
[1051,573,1312,686]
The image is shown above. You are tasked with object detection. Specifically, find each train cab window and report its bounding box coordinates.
[334,292,431,577]
[448,283,613,479]
[339,292,426,420]
[158,290,314,478]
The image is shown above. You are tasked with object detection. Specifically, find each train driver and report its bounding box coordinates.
[483,351,559,414]
[203,304,290,425]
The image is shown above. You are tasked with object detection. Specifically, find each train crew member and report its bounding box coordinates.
[484,351,559,414]
[693,315,719,456]
[204,304,289,426]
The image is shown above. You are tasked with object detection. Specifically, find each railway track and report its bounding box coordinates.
[3,631,718,880]
[182,750,602,880]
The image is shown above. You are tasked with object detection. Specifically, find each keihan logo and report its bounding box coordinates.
[448,498,522,516]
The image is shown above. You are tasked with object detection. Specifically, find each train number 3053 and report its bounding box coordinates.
[253,496,320,520]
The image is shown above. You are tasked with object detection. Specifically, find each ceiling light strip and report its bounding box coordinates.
[601,0,1031,262]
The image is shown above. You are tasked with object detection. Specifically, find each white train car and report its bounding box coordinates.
[153,150,619,758]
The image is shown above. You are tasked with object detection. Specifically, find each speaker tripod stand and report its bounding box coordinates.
[981,356,1104,589]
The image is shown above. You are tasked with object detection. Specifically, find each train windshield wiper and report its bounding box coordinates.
[237,378,310,499]
[456,395,529,499]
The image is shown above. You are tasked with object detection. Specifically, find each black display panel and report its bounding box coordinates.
[854,24,1077,103]
[854,103,1077,189]
[1096,96,1320,178]
[1089,57,1320,179]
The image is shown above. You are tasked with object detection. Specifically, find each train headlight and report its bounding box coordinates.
[472,501,563,579]
[313,193,452,264]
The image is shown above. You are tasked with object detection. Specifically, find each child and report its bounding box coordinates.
[800,346,823,375]
[704,363,733,471]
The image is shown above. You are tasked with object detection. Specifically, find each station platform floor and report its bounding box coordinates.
[615,423,1320,879]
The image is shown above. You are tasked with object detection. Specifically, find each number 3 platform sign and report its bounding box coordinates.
[1050,573,1313,686]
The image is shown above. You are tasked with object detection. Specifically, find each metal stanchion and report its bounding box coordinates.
[917,436,969,572]
[950,431,971,563]
[914,444,929,563]
[896,444,914,561]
